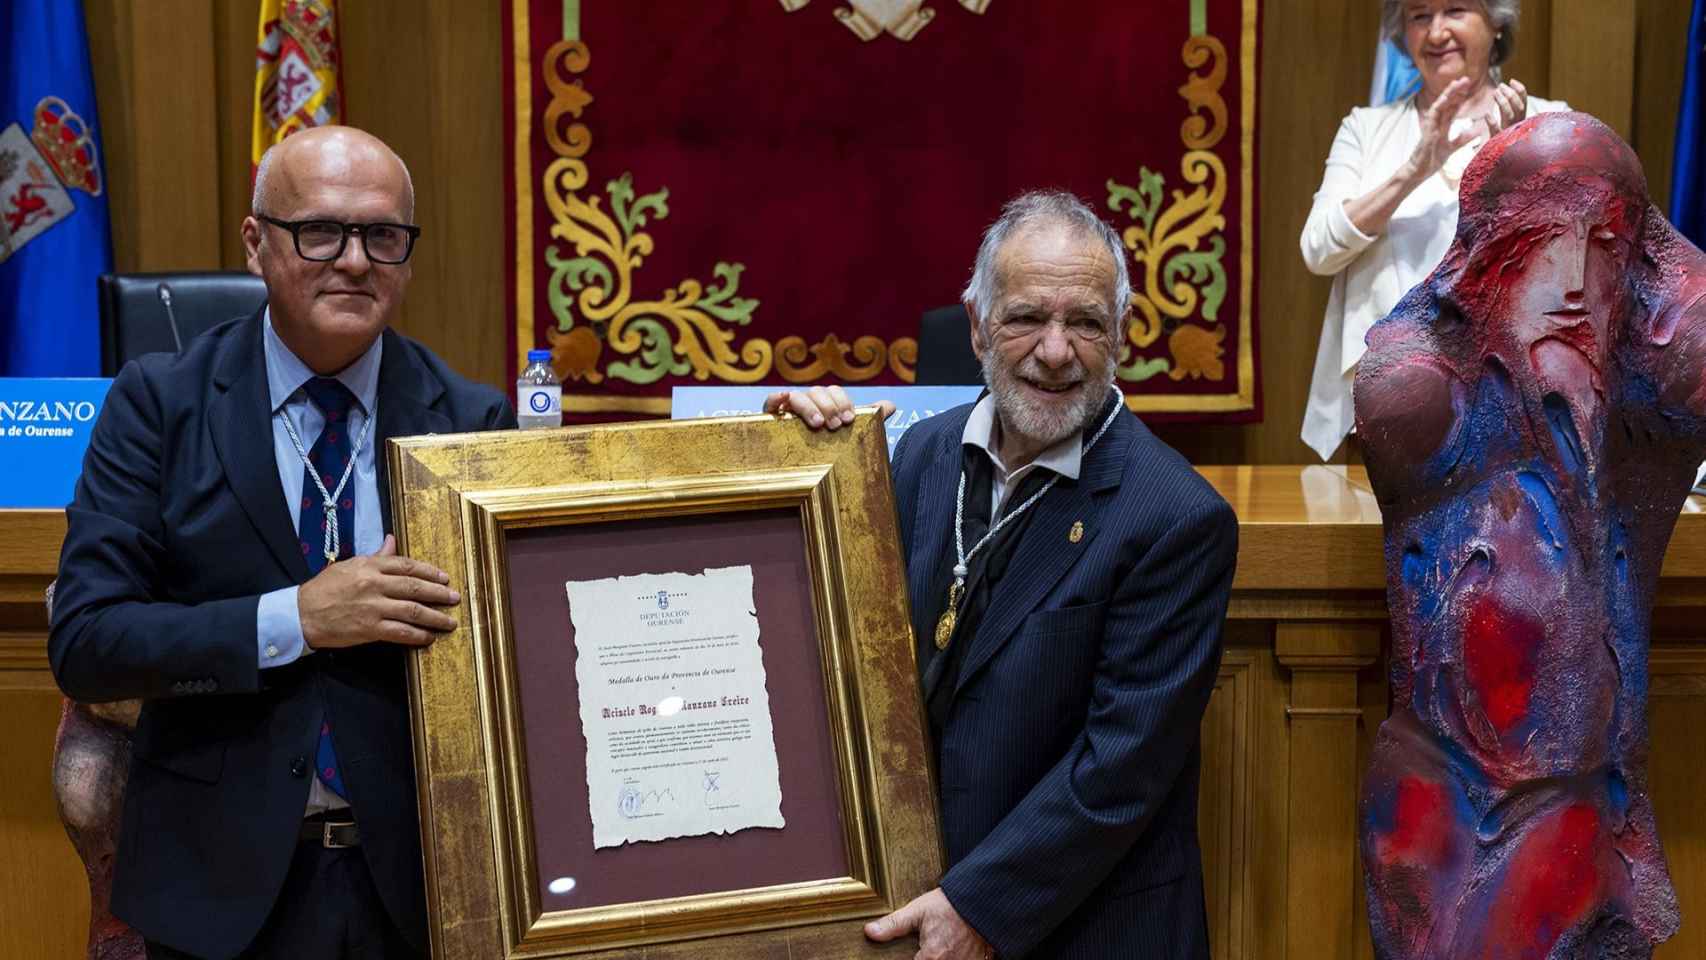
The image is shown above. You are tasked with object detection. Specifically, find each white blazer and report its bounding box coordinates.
[1298,93,1568,460]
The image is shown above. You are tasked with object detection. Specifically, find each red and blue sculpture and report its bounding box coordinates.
[1356,112,1703,958]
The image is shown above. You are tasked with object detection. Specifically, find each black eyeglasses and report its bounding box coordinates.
[257,215,421,264]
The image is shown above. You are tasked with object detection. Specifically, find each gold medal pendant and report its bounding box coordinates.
[934,579,964,650]
[934,609,956,650]
[324,548,339,565]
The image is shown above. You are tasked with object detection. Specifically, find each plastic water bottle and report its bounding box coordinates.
[516,349,561,430]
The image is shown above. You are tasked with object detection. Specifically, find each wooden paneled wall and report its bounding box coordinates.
[0,690,86,960]
[1155,0,1693,463]
[83,0,510,397]
[0,512,85,960]
[1191,628,1706,960]
[81,0,1693,464]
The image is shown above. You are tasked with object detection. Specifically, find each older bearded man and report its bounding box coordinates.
[767,190,1237,959]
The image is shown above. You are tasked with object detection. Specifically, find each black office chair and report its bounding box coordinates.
[914,303,983,386]
[97,271,269,376]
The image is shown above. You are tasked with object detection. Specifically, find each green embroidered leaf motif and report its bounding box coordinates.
[607,318,691,384]
[1161,236,1227,322]
[1105,180,1145,226]
[562,256,613,297]
[626,189,670,236]
[1116,355,1172,383]
[1138,169,1166,226]
[696,262,760,325]
[1107,168,1166,235]
[608,172,670,241]
[544,245,613,330]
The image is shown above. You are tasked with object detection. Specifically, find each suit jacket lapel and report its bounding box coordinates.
[907,411,970,674]
[951,414,1134,699]
[208,311,312,582]
[372,329,450,534]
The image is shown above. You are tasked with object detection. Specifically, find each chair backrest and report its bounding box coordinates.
[914,303,983,386]
[97,271,269,376]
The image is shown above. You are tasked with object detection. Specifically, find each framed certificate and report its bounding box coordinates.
[387,411,940,958]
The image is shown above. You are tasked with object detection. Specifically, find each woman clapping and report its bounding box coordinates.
[1299,0,1567,460]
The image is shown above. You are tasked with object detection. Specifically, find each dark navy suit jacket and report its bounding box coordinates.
[891,403,1236,959]
[48,311,513,959]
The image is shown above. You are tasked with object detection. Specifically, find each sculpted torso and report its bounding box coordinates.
[1355,113,1706,959]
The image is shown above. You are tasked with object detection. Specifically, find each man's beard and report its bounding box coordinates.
[981,348,1116,452]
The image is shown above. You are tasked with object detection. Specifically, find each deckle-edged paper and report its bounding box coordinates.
[566,565,785,849]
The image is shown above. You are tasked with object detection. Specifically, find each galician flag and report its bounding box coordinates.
[253,0,344,170]
[0,1,113,376]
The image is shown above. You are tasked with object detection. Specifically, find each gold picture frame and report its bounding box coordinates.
[387,410,940,958]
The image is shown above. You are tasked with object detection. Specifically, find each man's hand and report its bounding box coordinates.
[298,534,460,649]
[762,385,893,430]
[864,888,994,960]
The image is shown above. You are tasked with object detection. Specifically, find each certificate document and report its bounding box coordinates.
[566,565,786,849]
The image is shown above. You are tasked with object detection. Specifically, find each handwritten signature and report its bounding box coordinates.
[616,783,677,819]
[701,769,743,811]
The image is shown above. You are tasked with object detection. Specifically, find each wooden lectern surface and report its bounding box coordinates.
[0,507,81,960]
[3,466,1706,958]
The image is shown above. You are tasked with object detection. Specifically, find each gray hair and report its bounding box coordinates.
[252,146,278,214]
[252,135,416,220]
[961,190,1132,333]
[1381,0,1519,68]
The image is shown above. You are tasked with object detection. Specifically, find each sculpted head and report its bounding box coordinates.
[1442,113,1649,372]
[961,191,1129,457]
[242,126,417,375]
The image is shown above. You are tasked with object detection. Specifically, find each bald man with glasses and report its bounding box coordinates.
[50,126,514,959]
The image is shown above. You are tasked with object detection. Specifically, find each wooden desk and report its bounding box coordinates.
[0,508,83,959]
[4,470,1705,959]
[0,508,64,681]
[1193,466,1706,960]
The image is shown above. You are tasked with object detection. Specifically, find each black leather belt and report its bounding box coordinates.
[300,818,360,848]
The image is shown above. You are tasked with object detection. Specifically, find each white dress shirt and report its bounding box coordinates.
[1298,92,1568,460]
[960,395,1083,517]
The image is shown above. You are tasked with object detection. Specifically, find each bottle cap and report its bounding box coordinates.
[527,349,552,363]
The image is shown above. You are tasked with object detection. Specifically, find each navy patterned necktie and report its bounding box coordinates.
[298,377,359,574]
[297,376,357,798]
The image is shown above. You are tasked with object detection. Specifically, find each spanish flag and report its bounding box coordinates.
[252,0,343,170]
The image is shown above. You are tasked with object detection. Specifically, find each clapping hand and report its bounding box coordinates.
[1406,76,1528,181]
[1485,78,1529,137]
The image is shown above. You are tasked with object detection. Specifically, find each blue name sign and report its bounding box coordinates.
[671,385,981,456]
[0,377,112,507]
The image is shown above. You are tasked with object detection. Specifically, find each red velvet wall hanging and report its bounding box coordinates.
[504,0,1260,421]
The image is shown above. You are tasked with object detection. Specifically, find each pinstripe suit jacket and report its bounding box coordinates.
[891,402,1237,959]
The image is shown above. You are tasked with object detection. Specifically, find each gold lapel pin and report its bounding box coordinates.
[1069,520,1084,543]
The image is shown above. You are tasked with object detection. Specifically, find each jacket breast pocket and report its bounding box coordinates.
[1020,601,1108,641]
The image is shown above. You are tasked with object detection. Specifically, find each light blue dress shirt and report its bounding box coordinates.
[255,310,384,669]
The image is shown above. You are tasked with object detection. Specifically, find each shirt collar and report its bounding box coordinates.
[960,394,1083,482]
[263,305,383,415]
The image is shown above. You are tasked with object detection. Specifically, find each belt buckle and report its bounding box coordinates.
[321,821,356,849]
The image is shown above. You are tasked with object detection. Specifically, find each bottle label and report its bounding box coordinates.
[518,385,561,417]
